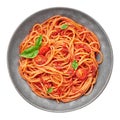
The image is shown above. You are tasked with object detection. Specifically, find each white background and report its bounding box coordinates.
[0,0,119,119]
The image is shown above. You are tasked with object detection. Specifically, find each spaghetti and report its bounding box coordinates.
[18,15,103,103]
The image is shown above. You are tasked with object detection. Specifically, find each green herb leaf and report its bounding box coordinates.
[72,60,79,70]
[20,48,39,58]
[47,88,53,94]
[20,35,43,58]
[61,24,68,30]
[20,46,37,54]
[35,35,43,48]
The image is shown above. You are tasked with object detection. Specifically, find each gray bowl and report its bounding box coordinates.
[7,7,113,112]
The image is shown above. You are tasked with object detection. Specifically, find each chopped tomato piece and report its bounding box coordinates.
[75,44,91,52]
[83,44,91,52]
[54,65,63,70]
[89,65,97,77]
[34,82,42,89]
[39,45,50,55]
[53,61,63,70]
[61,44,69,55]
[67,68,75,76]
[57,88,62,95]
[34,55,47,65]
[45,82,52,88]
[90,65,96,72]
[41,78,48,84]
[60,31,64,36]
[51,28,62,36]
[75,55,81,61]
[75,44,84,49]
[51,32,58,36]
[76,68,88,81]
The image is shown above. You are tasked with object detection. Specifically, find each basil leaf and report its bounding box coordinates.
[47,88,53,94]
[61,24,68,29]
[20,35,43,58]
[20,49,39,58]
[20,46,37,54]
[72,60,79,70]
[35,35,42,48]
